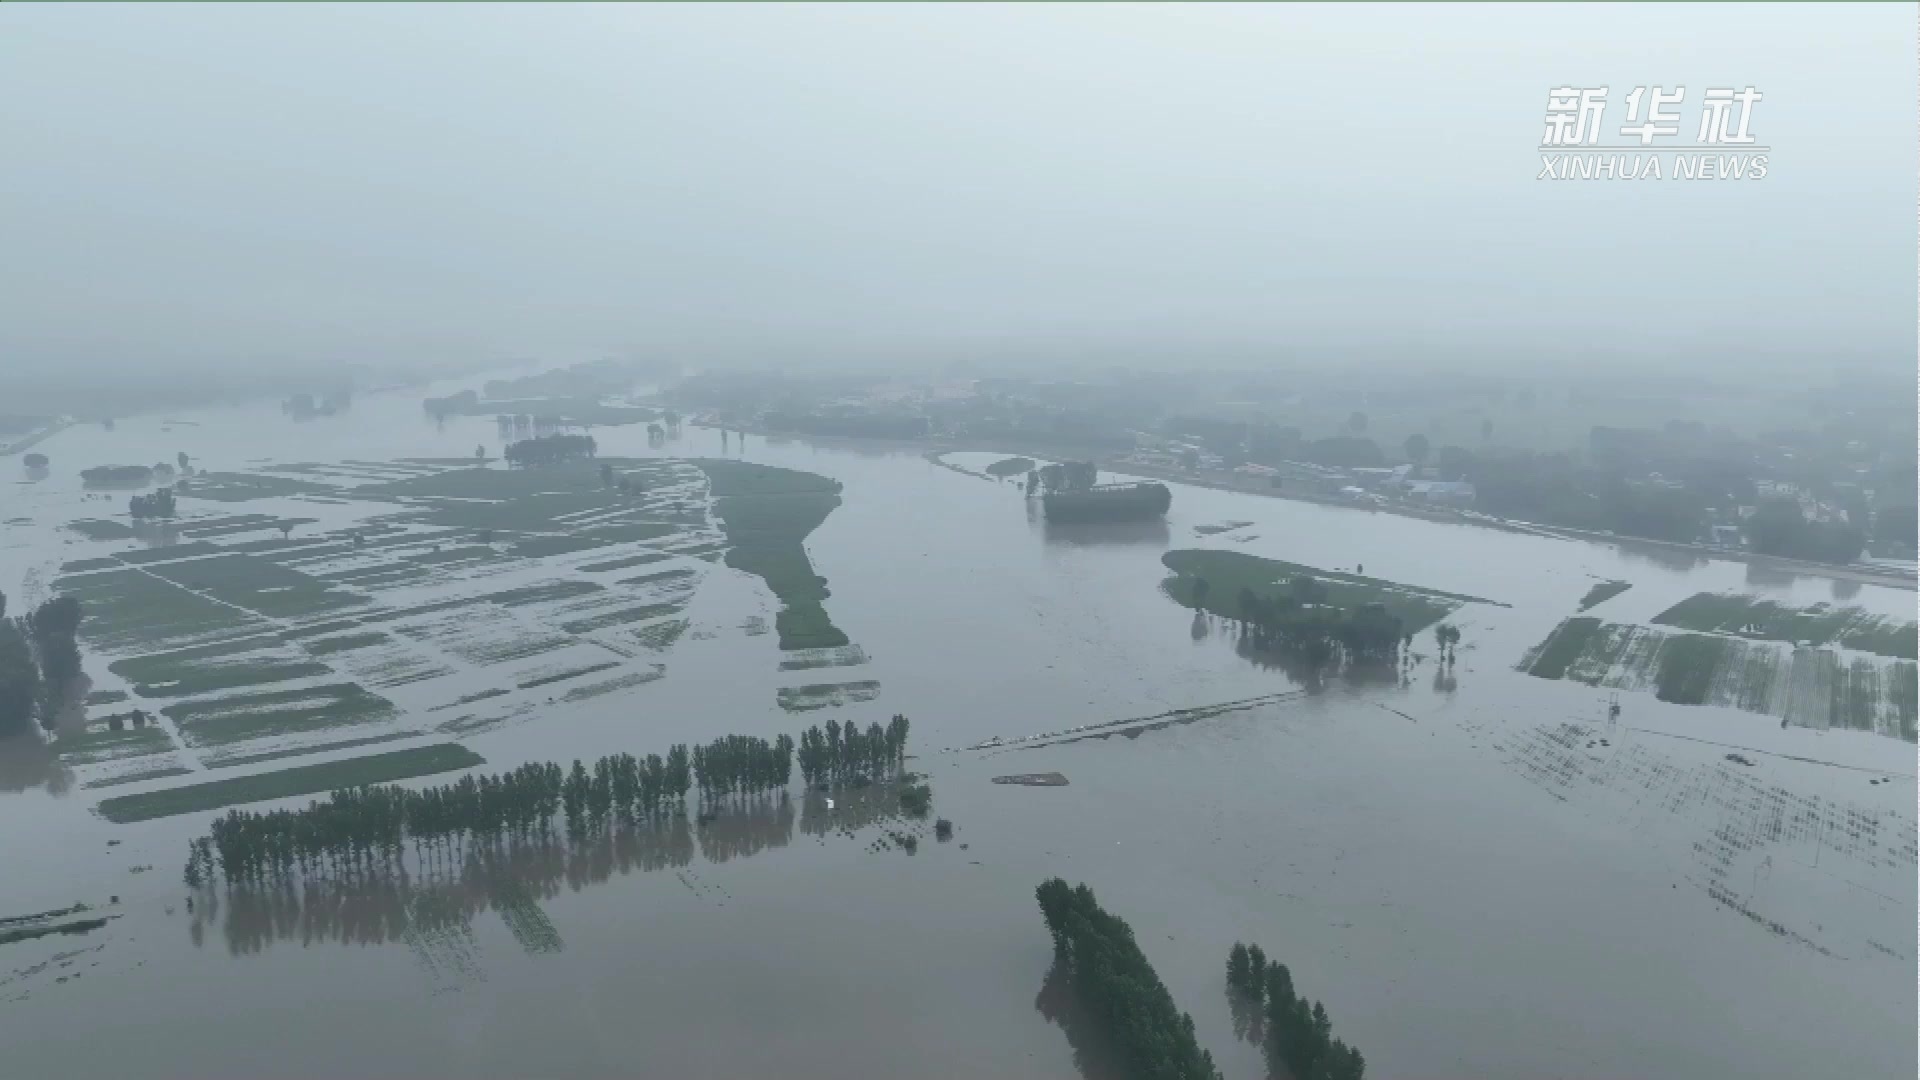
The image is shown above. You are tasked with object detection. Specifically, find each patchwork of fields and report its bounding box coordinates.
[1519,615,1918,740]
[45,453,879,808]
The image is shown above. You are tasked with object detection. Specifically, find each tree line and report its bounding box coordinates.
[1027,461,1099,496]
[0,592,84,735]
[1226,941,1367,1080]
[1743,497,1865,564]
[692,733,794,800]
[1040,482,1173,524]
[796,714,910,788]
[130,486,177,519]
[186,719,914,888]
[1035,878,1222,1080]
[188,749,693,887]
[503,433,597,468]
[1221,576,1407,673]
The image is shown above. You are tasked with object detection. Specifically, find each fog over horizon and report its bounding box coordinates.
[1,3,1913,382]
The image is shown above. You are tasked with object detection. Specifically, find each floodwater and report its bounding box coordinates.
[0,377,1913,1079]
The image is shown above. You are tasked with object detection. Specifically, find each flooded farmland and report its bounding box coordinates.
[0,377,1913,1080]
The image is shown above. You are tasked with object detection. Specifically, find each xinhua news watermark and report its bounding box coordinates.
[1538,86,1767,180]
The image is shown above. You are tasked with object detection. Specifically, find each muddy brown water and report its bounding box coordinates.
[0,376,1912,1078]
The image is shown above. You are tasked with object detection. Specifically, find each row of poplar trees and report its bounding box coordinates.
[1227,942,1367,1080]
[796,713,909,787]
[1036,878,1222,1080]
[189,719,914,888]
[0,592,83,734]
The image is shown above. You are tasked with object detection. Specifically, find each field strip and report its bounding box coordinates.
[955,690,1312,752]
[96,742,486,823]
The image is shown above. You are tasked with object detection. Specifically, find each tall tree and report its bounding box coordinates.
[0,616,39,735]
[1402,433,1430,465]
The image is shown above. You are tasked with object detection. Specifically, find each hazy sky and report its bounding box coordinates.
[1,3,1913,377]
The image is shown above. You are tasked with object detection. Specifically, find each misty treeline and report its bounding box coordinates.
[1226,942,1367,1080]
[0,591,84,735]
[503,433,597,468]
[1035,878,1222,1080]
[1026,461,1099,496]
[763,410,929,440]
[1041,481,1174,524]
[185,718,915,888]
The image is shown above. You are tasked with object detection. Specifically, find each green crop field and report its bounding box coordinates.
[776,679,881,712]
[1518,617,1919,740]
[1652,593,1916,660]
[1518,617,1604,680]
[163,681,398,747]
[96,743,486,823]
[55,568,263,651]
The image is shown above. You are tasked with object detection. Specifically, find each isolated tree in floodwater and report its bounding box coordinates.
[600,462,615,487]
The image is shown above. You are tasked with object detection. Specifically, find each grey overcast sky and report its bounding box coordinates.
[0,3,1912,377]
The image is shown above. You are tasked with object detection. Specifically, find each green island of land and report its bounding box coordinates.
[1161,548,1497,633]
[695,459,850,651]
